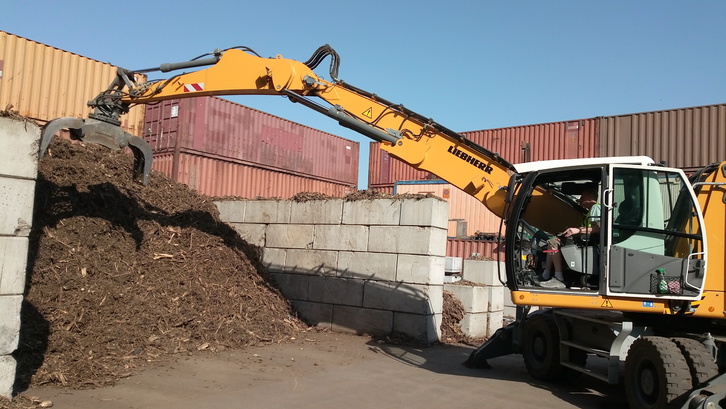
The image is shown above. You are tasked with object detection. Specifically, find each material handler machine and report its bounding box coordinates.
[39,44,726,409]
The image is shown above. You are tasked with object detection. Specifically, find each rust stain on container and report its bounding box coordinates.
[600,103,726,171]
[153,151,355,198]
[0,31,144,134]
[145,96,359,185]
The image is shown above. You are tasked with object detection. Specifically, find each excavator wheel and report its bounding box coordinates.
[624,336,692,409]
[522,312,585,382]
[670,337,719,388]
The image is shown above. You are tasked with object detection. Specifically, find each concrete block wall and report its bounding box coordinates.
[215,197,449,344]
[443,259,507,338]
[0,117,40,398]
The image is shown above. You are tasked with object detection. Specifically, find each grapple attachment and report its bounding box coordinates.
[40,117,153,185]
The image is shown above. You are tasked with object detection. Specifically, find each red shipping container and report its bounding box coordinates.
[144,96,359,186]
[368,119,599,187]
[152,151,355,198]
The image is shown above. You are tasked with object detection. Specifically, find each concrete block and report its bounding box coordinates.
[393,312,442,344]
[0,295,22,355]
[342,199,401,225]
[266,224,314,249]
[290,200,343,224]
[244,200,291,224]
[368,226,447,256]
[396,255,445,285]
[488,286,505,312]
[290,300,333,329]
[285,249,338,276]
[486,310,505,337]
[0,237,29,295]
[331,305,392,336]
[460,312,488,338]
[270,272,310,301]
[337,252,397,281]
[230,223,266,247]
[0,117,40,179]
[0,177,35,237]
[444,284,489,314]
[462,260,505,286]
[261,248,286,273]
[0,354,16,398]
[214,200,246,223]
[313,225,368,251]
[363,281,443,315]
[399,198,448,229]
[307,276,364,306]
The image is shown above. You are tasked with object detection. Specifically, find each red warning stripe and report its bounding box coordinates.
[184,83,204,92]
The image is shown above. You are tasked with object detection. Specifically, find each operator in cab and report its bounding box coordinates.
[539,183,601,289]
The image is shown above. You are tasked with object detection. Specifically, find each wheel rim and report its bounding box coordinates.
[636,361,657,402]
[532,333,547,363]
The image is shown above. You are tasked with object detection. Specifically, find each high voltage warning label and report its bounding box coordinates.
[601,299,613,308]
[362,108,373,119]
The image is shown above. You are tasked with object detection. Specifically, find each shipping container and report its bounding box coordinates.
[446,239,504,261]
[395,180,500,237]
[0,31,145,134]
[368,119,599,187]
[599,103,726,171]
[144,96,359,185]
[152,151,356,198]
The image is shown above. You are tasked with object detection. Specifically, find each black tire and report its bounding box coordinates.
[670,337,719,388]
[624,336,692,409]
[522,313,586,381]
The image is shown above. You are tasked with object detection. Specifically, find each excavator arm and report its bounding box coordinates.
[40,44,515,217]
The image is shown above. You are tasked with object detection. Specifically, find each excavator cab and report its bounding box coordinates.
[505,160,707,301]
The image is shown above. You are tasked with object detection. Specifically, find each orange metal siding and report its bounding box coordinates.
[145,96,359,185]
[0,31,144,134]
[153,151,355,198]
[446,239,504,261]
[395,181,500,236]
[368,119,599,186]
[600,103,726,171]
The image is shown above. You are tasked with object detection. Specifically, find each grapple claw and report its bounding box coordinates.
[39,117,153,185]
[40,117,85,157]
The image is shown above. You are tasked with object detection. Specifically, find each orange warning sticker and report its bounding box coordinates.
[601,299,613,308]
[363,108,373,119]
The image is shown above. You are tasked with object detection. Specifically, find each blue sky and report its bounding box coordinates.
[3,1,725,188]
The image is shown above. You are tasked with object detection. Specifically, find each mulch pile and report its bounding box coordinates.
[14,139,304,391]
[4,135,470,407]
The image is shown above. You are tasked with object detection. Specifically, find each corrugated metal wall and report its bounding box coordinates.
[395,181,501,236]
[153,152,356,198]
[461,118,599,164]
[0,31,144,134]
[145,96,359,185]
[600,103,726,171]
[369,142,432,188]
[446,239,504,261]
[368,119,599,187]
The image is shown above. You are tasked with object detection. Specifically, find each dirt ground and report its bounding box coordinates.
[14,330,626,409]
[2,137,475,408]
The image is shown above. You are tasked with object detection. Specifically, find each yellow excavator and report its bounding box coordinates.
[39,45,726,409]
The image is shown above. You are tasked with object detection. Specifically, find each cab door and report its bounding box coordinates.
[604,165,706,299]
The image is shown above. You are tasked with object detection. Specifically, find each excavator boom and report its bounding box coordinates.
[40,45,515,217]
